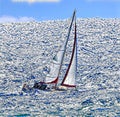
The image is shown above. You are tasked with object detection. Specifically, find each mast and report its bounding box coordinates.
[45,10,76,88]
[55,10,76,87]
[61,10,77,87]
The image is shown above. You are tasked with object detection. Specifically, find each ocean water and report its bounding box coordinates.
[0,18,120,116]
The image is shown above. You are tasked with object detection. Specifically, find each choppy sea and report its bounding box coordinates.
[0,18,120,116]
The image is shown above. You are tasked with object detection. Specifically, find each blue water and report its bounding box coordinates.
[0,18,120,116]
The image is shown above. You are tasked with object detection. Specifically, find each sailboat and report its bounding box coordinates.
[22,10,77,92]
[44,10,77,90]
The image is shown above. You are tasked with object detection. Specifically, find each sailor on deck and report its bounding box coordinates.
[22,82,47,91]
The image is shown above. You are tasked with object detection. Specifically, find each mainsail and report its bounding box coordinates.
[61,18,77,87]
[45,10,77,88]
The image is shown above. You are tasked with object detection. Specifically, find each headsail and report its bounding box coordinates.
[45,10,77,88]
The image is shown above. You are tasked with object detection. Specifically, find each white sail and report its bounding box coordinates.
[45,40,67,84]
[61,19,77,87]
[44,10,77,88]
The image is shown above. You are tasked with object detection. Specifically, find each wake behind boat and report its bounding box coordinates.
[22,10,77,92]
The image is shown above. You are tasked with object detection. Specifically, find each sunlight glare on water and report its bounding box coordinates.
[0,18,120,116]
